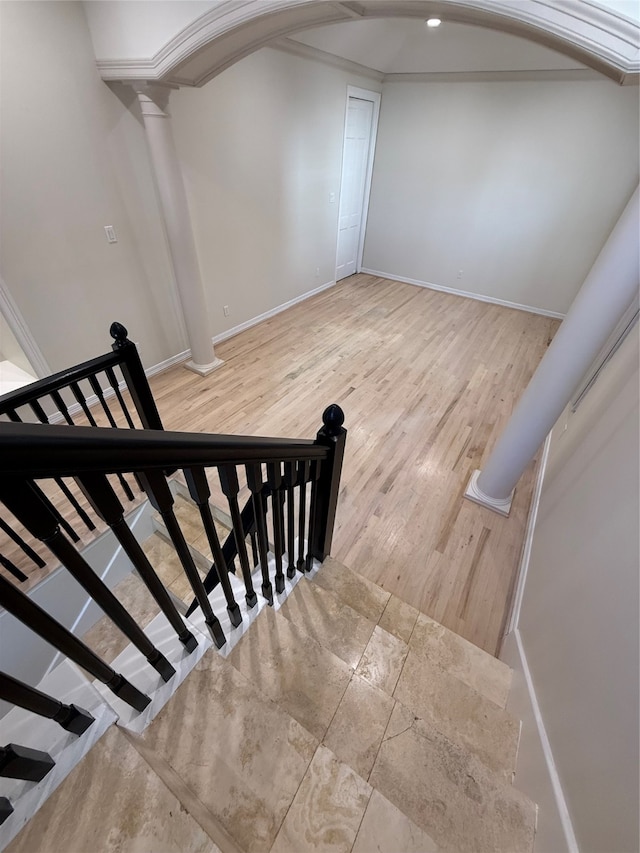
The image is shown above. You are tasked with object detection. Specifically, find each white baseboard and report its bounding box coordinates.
[45,279,338,423]
[211,278,337,345]
[505,431,553,636]
[501,629,579,853]
[360,268,566,320]
[147,279,337,371]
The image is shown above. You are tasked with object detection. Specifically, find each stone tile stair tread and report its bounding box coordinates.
[141,531,207,605]
[80,571,162,665]
[393,648,519,779]
[6,726,221,853]
[315,557,512,709]
[140,644,319,853]
[278,576,377,669]
[409,612,512,708]
[369,701,536,853]
[227,605,353,742]
[152,494,232,564]
[311,555,391,623]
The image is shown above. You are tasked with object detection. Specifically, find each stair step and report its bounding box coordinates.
[393,649,519,778]
[5,726,222,853]
[153,493,232,565]
[369,702,536,852]
[310,556,390,623]
[227,605,353,741]
[141,532,208,608]
[141,645,319,853]
[278,578,376,669]
[80,571,163,665]
[273,567,520,780]
[0,661,117,852]
[409,612,512,708]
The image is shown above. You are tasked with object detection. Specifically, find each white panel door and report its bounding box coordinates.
[335,97,374,281]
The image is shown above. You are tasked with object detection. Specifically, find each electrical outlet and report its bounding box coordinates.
[329,192,336,204]
[315,267,320,278]
[457,269,463,279]
[223,305,230,317]
[104,225,117,243]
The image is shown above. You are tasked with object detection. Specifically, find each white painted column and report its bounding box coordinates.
[135,85,222,376]
[465,185,639,516]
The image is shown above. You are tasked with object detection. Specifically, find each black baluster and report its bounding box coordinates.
[0,574,150,711]
[88,374,119,428]
[0,672,95,735]
[138,470,226,649]
[110,323,164,430]
[0,744,55,782]
[0,797,13,826]
[0,517,46,569]
[76,473,198,653]
[219,465,257,609]
[267,463,285,594]
[246,464,273,605]
[284,461,297,579]
[49,389,75,425]
[4,410,81,543]
[309,405,347,562]
[69,381,98,426]
[0,555,28,583]
[29,481,80,544]
[249,532,259,568]
[104,367,136,429]
[305,459,322,573]
[70,381,135,501]
[0,480,176,682]
[297,460,310,573]
[28,400,97,532]
[184,468,242,628]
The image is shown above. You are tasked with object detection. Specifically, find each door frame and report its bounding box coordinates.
[336,86,381,279]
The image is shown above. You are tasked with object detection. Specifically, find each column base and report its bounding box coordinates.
[463,469,514,517]
[184,357,224,377]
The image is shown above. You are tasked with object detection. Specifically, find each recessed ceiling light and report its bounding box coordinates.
[426,17,442,28]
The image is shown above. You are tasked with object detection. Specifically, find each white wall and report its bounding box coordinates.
[0,1,184,372]
[170,46,381,336]
[502,327,639,852]
[363,78,639,315]
[84,0,217,61]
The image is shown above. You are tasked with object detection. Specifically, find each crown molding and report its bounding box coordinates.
[272,37,383,80]
[93,0,640,87]
[383,68,605,83]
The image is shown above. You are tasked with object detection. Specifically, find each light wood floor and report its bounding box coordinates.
[149,274,558,655]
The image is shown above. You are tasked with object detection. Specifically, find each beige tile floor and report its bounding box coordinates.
[6,727,221,853]
[10,555,534,853]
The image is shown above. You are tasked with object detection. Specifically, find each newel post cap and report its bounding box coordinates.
[322,404,345,437]
[110,322,131,348]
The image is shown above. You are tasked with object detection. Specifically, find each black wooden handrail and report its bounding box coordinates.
[0,321,163,432]
[0,421,328,478]
[0,351,124,410]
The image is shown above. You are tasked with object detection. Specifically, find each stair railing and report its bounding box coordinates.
[0,327,346,806]
[0,322,163,585]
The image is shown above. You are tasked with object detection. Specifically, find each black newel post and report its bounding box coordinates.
[110,322,164,430]
[309,404,346,562]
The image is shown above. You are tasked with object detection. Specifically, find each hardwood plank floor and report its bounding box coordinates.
[149,274,559,655]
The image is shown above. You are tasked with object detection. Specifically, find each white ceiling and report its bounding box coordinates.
[288,19,590,75]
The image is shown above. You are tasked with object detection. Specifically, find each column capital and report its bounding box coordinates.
[131,83,174,117]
